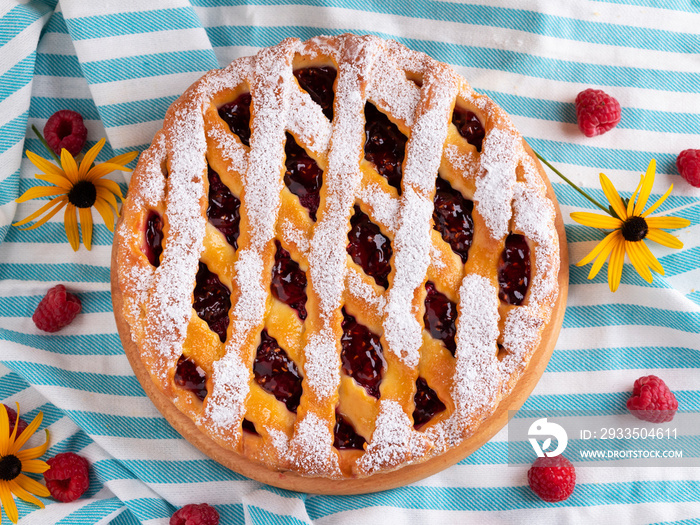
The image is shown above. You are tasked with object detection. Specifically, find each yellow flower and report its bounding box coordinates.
[13,139,138,251]
[571,159,691,292]
[0,404,50,524]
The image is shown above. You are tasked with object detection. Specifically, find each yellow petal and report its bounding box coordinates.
[78,138,106,180]
[638,241,665,275]
[15,432,50,463]
[14,474,50,499]
[627,175,644,218]
[9,412,43,455]
[35,172,73,190]
[94,178,123,199]
[0,404,9,456]
[600,172,628,220]
[625,240,653,283]
[16,185,66,203]
[641,184,673,218]
[607,238,626,292]
[13,197,67,230]
[570,212,622,230]
[7,480,44,509]
[94,199,116,231]
[64,204,80,251]
[633,159,656,216]
[79,207,93,251]
[588,233,621,280]
[60,148,79,184]
[646,229,684,249]
[26,150,65,178]
[15,459,49,475]
[87,162,133,182]
[96,186,119,212]
[646,216,691,230]
[0,482,18,523]
[576,230,620,267]
[105,150,139,167]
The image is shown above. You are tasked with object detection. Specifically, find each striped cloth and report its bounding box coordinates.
[1,1,699,523]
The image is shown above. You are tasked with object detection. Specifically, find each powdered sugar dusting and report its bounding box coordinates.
[288,412,340,476]
[206,354,250,437]
[475,127,520,240]
[449,274,501,432]
[358,183,398,233]
[303,328,341,400]
[281,219,309,255]
[346,266,386,313]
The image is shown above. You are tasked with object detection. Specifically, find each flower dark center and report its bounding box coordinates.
[68,180,97,208]
[621,215,648,241]
[0,454,22,481]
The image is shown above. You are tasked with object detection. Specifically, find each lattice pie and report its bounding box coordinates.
[114,34,560,479]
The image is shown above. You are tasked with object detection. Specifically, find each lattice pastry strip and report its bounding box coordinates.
[116,34,560,479]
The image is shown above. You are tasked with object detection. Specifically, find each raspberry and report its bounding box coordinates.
[44,110,88,157]
[32,284,81,332]
[170,503,220,525]
[527,455,576,503]
[575,88,621,137]
[676,149,700,187]
[627,375,678,423]
[44,452,90,503]
[2,404,28,437]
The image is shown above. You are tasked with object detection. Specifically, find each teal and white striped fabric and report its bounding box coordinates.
[2,1,699,523]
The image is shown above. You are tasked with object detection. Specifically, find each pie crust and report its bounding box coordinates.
[112,34,568,488]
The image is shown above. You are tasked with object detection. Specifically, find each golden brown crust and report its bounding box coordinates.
[114,34,561,480]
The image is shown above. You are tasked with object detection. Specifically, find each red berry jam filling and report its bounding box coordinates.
[423,281,457,356]
[293,66,337,120]
[452,106,485,152]
[218,93,251,146]
[253,329,303,413]
[498,234,531,305]
[364,102,406,193]
[271,240,308,320]
[413,377,446,429]
[433,176,474,263]
[284,133,323,221]
[242,418,259,435]
[174,355,207,401]
[144,211,164,268]
[207,167,241,249]
[193,262,231,342]
[346,205,393,288]
[340,308,385,399]
[333,411,366,450]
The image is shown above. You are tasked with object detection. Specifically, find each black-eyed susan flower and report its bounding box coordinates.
[13,139,138,251]
[0,404,50,524]
[570,159,691,292]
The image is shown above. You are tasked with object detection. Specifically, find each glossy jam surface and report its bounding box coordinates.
[218,93,252,146]
[193,262,231,342]
[293,66,337,120]
[284,133,323,221]
[364,102,406,193]
[174,355,207,401]
[333,412,366,450]
[452,106,485,152]
[145,211,164,268]
[340,309,385,398]
[253,330,303,413]
[433,177,474,263]
[271,240,308,320]
[207,167,241,249]
[423,281,457,356]
[498,234,531,305]
[413,377,446,429]
[346,205,393,288]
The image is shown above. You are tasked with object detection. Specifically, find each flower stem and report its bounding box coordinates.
[32,125,61,164]
[535,152,612,216]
